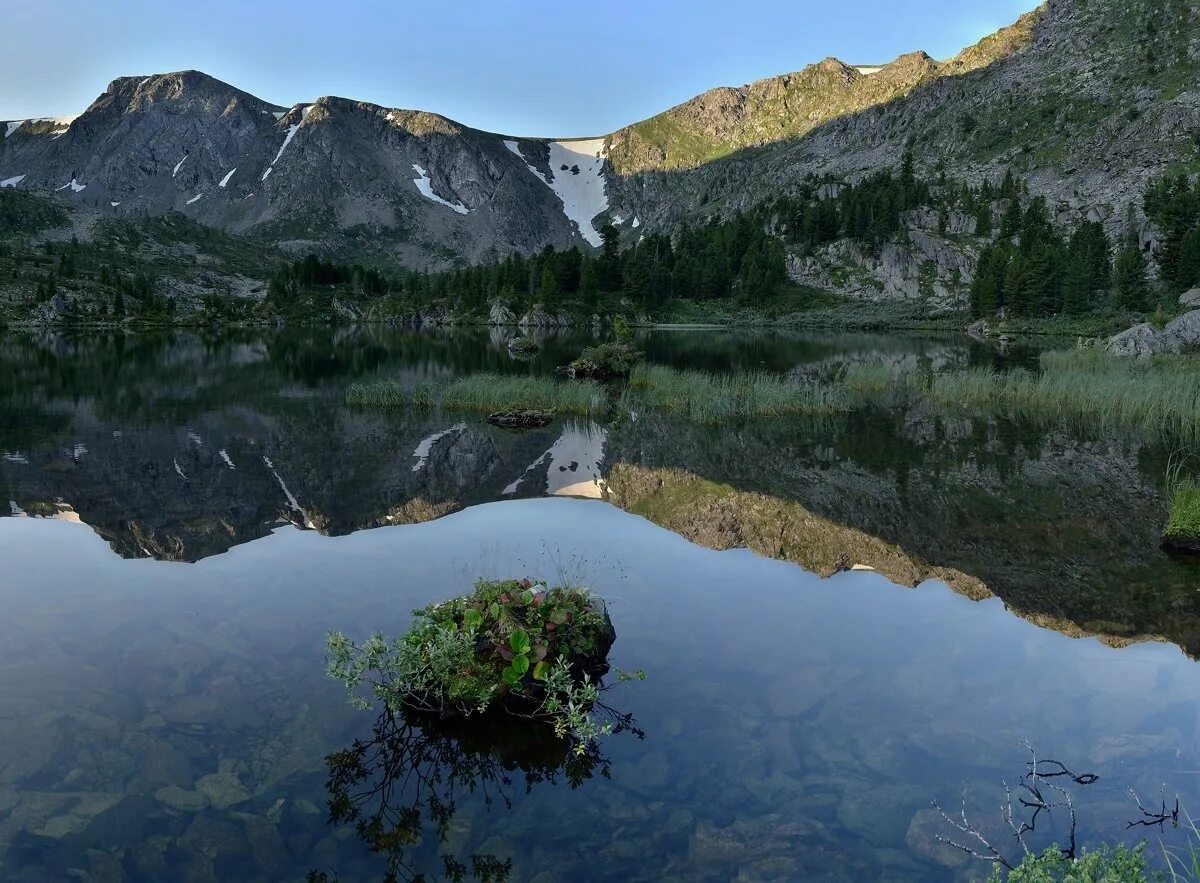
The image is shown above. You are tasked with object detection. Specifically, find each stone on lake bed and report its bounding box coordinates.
[194,771,251,810]
[155,784,209,812]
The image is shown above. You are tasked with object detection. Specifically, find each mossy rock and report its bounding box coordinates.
[507,336,540,358]
[562,341,640,379]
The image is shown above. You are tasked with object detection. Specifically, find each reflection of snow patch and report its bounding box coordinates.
[9,500,25,517]
[503,424,607,498]
[263,455,315,528]
[411,423,467,472]
[2,451,28,464]
[1,175,25,188]
[411,164,469,214]
[72,444,87,459]
[218,449,235,469]
[110,201,121,207]
[173,458,188,480]
[187,431,202,446]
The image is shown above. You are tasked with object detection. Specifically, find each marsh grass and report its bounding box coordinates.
[926,350,1200,442]
[347,374,604,416]
[624,364,847,423]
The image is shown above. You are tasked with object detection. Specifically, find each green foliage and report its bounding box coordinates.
[989,842,1158,882]
[970,194,1113,320]
[566,341,641,378]
[346,374,604,415]
[326,579,624,745]
[1145,172,1200,294]
[0,190,69,237]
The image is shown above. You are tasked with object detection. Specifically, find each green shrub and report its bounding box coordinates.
[989,842,1156,882]
[326,579,629,743]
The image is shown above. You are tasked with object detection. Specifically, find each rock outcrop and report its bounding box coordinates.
[1107,311,1200,357]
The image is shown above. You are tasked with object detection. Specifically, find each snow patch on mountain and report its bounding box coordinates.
[187,193,203,204]
[507,138,609,246]
[173,155,188,177]
[219,168,236,187]
[1,175,25,188]
[262,111,308,181]
[55,179,86,193]
[411,164,469,214]
[4,116,75,139]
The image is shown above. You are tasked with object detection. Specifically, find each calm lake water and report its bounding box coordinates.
[1,326,1197,881]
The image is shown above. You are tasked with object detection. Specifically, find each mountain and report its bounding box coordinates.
[612,0,1200,237]
[604,8,1041,177]
[2,0,1196,276]
[0,72,612,267]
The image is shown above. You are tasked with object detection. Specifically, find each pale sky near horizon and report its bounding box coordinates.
[0,0,1043,136]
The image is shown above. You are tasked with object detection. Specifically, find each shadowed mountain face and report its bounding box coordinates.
[2,328,1196,656]
[3,0,1192,265]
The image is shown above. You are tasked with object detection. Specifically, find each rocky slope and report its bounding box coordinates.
[608,0,1200,244]
[604,9,1041,176]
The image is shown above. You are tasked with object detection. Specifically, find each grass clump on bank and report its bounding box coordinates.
[1165,457,1200,551]
[347,374,604,416]
[623,364,847,423]
[925,350,1200,441]
[1167,480,1200,542]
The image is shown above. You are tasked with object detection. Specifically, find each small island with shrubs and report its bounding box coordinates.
[327,578,639,745]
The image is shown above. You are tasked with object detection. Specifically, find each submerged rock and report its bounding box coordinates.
[1162,535,1200,556]
[487,409,555,429]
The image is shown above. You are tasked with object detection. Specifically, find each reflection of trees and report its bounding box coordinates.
[313,702,642,883]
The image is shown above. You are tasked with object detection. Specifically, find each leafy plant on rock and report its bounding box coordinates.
[326,578,641,748]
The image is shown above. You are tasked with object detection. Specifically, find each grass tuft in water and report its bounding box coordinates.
[623,364,847,423]
[928,350,1200,442]
[1166,457,1200,544]
[347,374,604,416]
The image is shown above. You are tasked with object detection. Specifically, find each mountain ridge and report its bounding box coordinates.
[3,0,1194,274]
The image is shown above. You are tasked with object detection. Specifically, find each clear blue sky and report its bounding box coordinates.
[1,0,1042,137]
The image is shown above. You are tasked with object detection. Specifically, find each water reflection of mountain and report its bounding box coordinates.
[3,329,1195,656]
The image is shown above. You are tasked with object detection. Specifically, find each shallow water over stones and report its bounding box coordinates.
[0,326,1197,880]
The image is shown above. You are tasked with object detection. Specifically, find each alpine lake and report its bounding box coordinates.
[1,325,1198,882]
